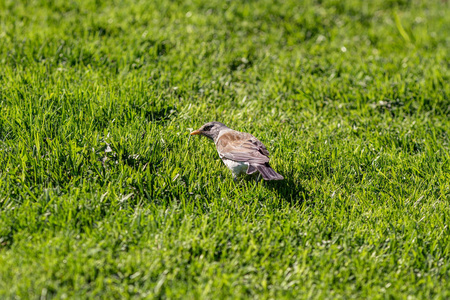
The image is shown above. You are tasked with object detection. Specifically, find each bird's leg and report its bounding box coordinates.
[255,173,262,183]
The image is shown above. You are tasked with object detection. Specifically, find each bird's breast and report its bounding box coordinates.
[221,158,248,175]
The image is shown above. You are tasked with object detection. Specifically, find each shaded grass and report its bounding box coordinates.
[0,0,450,298]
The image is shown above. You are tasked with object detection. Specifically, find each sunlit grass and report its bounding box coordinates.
[0,0,449,298]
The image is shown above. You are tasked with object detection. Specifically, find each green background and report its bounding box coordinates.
[0,0,449,298]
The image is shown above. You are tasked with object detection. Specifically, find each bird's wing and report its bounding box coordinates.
[216,131,270,164]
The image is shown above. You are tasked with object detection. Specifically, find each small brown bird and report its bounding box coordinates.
[190,122,284,181]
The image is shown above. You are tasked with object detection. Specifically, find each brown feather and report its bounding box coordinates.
[216,131,270,164]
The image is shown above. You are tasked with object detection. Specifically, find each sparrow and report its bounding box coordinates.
[190,122,284,181]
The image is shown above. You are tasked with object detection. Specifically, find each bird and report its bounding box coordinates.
[190,121,284,181]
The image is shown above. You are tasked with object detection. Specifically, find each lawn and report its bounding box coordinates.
[0,0,449,298]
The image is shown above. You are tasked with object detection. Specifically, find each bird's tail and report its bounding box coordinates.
[254,163,284,181]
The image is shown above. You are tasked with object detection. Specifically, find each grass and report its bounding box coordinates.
[0,0,449,298]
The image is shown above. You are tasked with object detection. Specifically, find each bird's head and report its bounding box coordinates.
[190,121,229,141]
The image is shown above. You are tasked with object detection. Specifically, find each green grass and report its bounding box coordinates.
[0,0,449,298]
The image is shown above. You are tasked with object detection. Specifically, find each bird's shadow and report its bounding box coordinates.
[264,175,308,205]
[230,168,309,206]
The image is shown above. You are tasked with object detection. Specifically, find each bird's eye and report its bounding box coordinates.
[203,125,213,131]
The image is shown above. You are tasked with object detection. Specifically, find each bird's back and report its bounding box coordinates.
[215,130,270,164]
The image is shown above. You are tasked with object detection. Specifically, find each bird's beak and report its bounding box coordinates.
[190,130,202,136]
